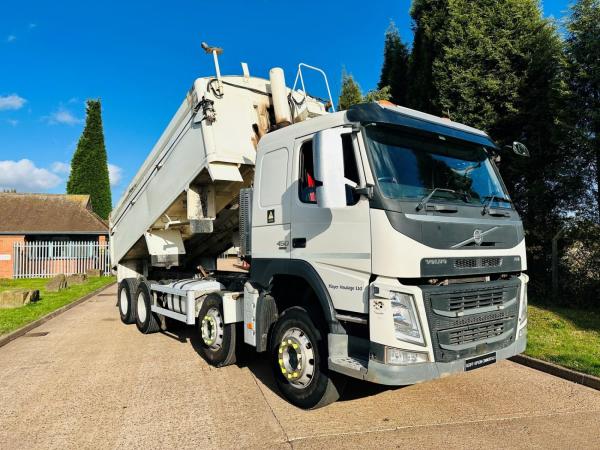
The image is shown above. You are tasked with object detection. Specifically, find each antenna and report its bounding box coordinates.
[201,41,224,96]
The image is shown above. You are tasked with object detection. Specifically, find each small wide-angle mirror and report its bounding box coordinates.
[512,141,530,157]
[313,128,347,208]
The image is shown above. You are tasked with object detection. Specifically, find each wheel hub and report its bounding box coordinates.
[278,327,315,389]
[137,292,147,323]
[119,290,128,315]
[201,307,223,350]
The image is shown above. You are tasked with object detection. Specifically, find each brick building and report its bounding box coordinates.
[0,193,109,278]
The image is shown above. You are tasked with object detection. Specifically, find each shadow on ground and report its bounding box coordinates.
[157,319,402,404]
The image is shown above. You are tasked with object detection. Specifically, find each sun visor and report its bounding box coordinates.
[347,103,499,149]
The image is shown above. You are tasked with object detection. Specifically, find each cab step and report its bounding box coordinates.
[329,355,368,379]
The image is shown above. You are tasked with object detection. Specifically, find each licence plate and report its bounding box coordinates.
[465,352,496,371]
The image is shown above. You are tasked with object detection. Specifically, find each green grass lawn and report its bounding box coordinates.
[525,304,600,377]
[0,276,115,336]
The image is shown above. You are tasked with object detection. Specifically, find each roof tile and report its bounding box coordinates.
[0,193,108,234]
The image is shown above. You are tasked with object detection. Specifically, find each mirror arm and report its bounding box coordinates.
[354,184,374,199]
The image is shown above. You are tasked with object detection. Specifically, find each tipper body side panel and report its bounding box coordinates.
[110,76,275,269]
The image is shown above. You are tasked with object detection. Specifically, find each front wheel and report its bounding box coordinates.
[270,307,345,409]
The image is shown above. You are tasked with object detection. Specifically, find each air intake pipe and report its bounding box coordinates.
[269,67,292,126]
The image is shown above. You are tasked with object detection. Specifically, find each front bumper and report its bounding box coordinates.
[364,330,526,386]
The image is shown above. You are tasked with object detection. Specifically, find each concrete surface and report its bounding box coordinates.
[0,283,599,450]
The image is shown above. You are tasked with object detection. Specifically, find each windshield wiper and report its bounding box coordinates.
[481,194,512,216]
[416,188,464,211]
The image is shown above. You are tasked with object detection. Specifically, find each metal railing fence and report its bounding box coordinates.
[12,241,110,279]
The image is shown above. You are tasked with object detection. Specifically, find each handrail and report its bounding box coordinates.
[292,63,335,112]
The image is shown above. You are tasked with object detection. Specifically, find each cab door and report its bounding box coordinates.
[251,146,292,261]
[290,130,372,314]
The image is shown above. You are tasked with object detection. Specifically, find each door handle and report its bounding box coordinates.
[292,238,306,248]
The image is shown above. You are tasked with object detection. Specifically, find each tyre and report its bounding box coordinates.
[197,293,237,367]
[270,306,345,409]
[135,281,160,334]
[118,278,139,324]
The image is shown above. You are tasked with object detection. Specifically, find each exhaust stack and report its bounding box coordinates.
[269,67,292,126]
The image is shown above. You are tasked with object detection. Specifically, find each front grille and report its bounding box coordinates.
[430,282,519,317]
[454,257,502,270]
[447,289,504,312]
[421,278,520,362]
[447,320,505,345]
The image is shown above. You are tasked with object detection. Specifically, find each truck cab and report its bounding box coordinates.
[245,101,527,403]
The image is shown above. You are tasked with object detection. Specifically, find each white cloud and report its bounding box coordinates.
[51,161,70,174]
[28,23,37,30]
[0,159,62,192]
[45,107,83,125]
[108,163,123,187]
[0,94,26,111]
[6,35,16,43]
[6,119,19,127]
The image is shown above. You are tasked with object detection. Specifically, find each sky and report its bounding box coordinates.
[0,0,573,205]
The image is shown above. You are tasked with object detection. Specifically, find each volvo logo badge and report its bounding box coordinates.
[473,229,483,245]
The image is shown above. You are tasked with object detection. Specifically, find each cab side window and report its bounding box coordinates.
[342,133,360,205]
[299,140,317,204]
[342,133,360,185]
[298,134,361,206]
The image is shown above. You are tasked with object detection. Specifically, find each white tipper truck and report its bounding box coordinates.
[111,44,530,409]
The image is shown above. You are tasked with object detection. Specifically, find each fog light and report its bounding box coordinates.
[385,347,429,365]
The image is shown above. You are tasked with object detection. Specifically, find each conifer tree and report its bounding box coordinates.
[378,21,410,105]
[566,0,600,220]
[67,99,112,219]
[338,70,363,110]
[407,0,579,295]
[364,86,392,103]
[407,0,448,113]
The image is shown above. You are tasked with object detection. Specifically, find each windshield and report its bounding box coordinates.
[365,125,511,208]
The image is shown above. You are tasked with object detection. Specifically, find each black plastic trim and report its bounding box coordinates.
[421,255,522,277]
[420,279,520,362]
[384,210,524,251]
[346,103,498,148]
[249,258,343,333]
[255,293,278,352]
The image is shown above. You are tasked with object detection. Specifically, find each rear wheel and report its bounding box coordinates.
[135,282,160,334]
[270,307,345,409]
[118,278,139,324]
[197,294,237,367]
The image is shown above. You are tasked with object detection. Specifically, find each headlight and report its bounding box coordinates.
[391,292,425,345]
[519,287,528,324]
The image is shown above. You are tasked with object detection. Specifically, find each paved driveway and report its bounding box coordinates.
[1,283,599,449]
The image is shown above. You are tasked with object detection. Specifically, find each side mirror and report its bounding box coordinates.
[313,128,347,208]
[512,141,530,157]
